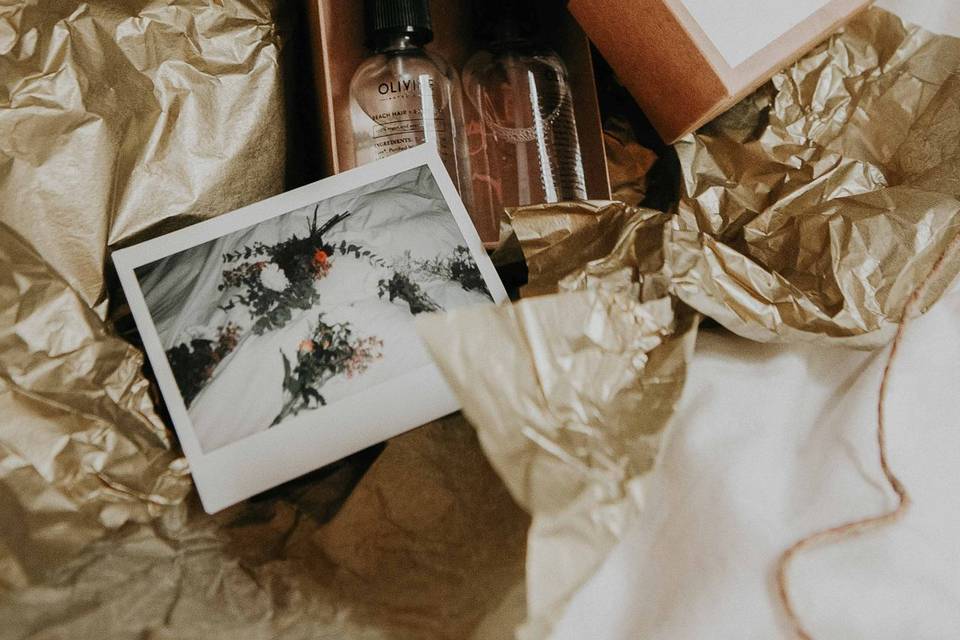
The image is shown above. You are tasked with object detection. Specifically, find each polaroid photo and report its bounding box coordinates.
[113,145,507,513]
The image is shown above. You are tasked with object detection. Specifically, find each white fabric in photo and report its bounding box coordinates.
[139,166,490,452]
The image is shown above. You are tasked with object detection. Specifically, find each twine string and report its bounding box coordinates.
[775,230,960,640]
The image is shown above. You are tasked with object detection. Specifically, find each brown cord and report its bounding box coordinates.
[775,230,960,640]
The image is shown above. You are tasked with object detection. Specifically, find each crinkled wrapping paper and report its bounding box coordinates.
[0,230,528,636]
[0,0,285,315]
[0,2,530,639]
[602,115,657,208]
[514,8,960,348]
[419,291,698,640]
[4,4,960,640]
[420,7,960,639]
[673,8,960,345]
[0,222,191,555]
[504,201,674,300]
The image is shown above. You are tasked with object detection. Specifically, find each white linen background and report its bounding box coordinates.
[549,3,960,639]
[140,166,489,452]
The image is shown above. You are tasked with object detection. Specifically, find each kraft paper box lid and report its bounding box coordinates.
[568,0,872,143]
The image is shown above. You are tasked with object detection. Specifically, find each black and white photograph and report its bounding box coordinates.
[113,147,506,512]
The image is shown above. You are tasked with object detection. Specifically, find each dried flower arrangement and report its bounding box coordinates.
[273,317,384,425]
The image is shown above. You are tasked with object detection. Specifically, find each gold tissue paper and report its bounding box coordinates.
[673,8,960,346]
[0,236,527,638]
[0,2,529,639]
[419,290,697,640]
[0,0,286,315]
[504,200,674,300]
[4,3,960,640]
[602,115,657,207]
[0,223,192,564]
[513,8,960,348]
[419,7,960,639]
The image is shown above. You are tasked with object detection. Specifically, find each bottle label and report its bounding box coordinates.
[370,109,448,157]
[358,77,455,168]
[352,67,472,209]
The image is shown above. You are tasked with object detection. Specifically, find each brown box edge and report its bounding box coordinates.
[570,0,874,143]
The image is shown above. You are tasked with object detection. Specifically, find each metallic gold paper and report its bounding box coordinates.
[0,250,528,636]
[417,8,960,639]
[508,9,960,347]
[505,200,673,301]
[0,0,286,316]
[602,115,657,207]
[0,221,191,585]
[418,291,698,639]
[0,3,529,638]
[5,4,960,640]
[673,8,960,346]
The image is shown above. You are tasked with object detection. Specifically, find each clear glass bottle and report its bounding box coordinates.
[463,0,587,242]
[349,0,473,209]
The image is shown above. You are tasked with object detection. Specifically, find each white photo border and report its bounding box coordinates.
[113,145,508,513]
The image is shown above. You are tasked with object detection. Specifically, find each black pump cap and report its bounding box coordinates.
[366,0,433,46]
[472,0,539,44]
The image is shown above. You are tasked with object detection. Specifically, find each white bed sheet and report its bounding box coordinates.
[555,284,959,639]
[551,4,959,637]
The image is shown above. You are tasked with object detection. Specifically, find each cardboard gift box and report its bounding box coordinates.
[307,0,612,244]
[568,0,872,142]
